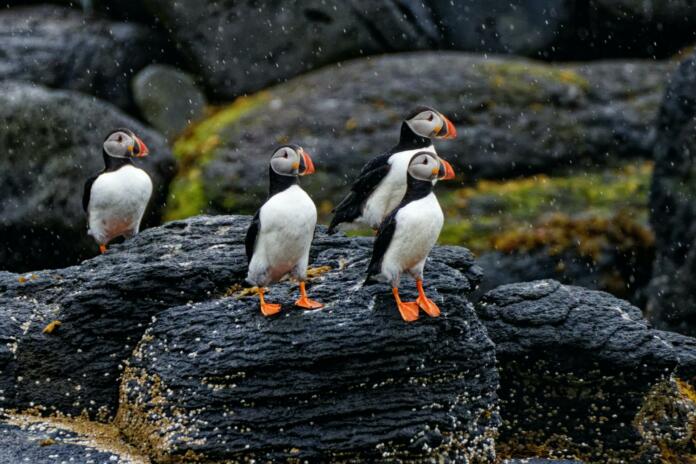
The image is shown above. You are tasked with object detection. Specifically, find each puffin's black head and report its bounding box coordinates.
[408,152,456,183]
[103,128,149,159]
[270,144,315,177]
[404,106,457,140]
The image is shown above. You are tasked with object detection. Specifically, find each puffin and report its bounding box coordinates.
[245,144,323,316]
[83,128,152,254]
[327,106,456,234]
[364,152,453,322]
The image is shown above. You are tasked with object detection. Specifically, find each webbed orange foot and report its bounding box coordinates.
[99,244,107,254]
[258,288,281,317]
[392,287,419,322]
[295,282,323,309]
[416,279,441,317]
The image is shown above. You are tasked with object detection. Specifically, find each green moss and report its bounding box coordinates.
[164,92,270,221]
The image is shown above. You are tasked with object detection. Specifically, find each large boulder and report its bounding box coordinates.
[167,52,672,219]
[0,5,169,110]
[647,52,696,336]
[0,215,493,462]
[0,81,176,272]
[478,280,696,462]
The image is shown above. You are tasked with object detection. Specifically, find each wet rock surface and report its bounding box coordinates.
[478,280,696,462]
[132,64,207,140]
[174,52,672,216]
[0,214,493,463]
[648,51,696,337]
[0,81,176,273]
[0,5,167,110]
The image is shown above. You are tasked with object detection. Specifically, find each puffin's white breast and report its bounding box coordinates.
[88,165,153,243]
[360,145,436,229]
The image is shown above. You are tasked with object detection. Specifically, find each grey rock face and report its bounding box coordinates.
[0,81,176,273]
[478,280,696,462]
[143,0,441,100]
[647,52,696,336]
[0,214,494,463]
[0,5,167,110]
[184,52,671,214]
[132,64,207,140]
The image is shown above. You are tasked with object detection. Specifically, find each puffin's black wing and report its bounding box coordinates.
[245,210,261,263]
[328,155,391,234]
[82,175,98,212]
[364,209,398,284]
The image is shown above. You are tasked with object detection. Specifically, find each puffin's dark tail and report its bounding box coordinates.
[328,192,361,235]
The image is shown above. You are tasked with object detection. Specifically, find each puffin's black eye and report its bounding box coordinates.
[422,158,428,165]
[427,114,434,121]
[117,135,123,142]
[283,152,289,158]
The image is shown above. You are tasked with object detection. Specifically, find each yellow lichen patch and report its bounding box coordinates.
[306,265,332,278]
[41,320,61,334]
[231,286,261,299]
[6,412,149,464]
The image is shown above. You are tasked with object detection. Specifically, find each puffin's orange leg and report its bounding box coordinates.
[416,279,441,317]
[259,288,281,316]
[295,281,324,309]
[99,244,107,254]
[393,287,419,322]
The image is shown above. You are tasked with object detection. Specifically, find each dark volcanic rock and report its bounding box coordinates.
[0,5,168,110]
[647,51,696,336]
[0,81,176,272]
[478,280,696,462]
[0,415,145,463]
[143,0,440,100]
[0,213,491,464]
[171,52,672,217]
[132,64,207,140]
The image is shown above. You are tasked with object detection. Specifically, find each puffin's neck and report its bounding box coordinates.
[268,167,299,197]
[103,150,134,172]
[400,175,434,206]
[395,122,432,151]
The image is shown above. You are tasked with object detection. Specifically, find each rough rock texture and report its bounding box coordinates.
[0,414,147,464]
[142,0,441,99]
[0,81,176,272]
[478,280,696,463]
[0,5,168,110]
[647,51,696,336]
[0,214,496,463]
[170,52,673,217]
[132,64,207,140]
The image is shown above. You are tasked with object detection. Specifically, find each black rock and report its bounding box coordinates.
[478,280,696,462]
[647,51,696,336]
[174,52,672,216]
[0,5,168,111]
[0,81,176,272]
[143,0,441,100]
[0,210,491,464]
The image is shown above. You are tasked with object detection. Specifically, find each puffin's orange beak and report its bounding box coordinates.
[440,115,457,139]
[300,149,315,175]
[134,136,149,158]
[438,159,455,180]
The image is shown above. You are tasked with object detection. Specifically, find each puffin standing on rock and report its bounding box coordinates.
[83,128,152,254]
[365,152,453,322]
[328,106,456,234]
[245,144,324,316]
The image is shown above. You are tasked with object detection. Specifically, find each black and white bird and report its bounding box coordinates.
[364,152,453,322]
[83,128,152,254]
[245,144,323,316]
[328,106,456,234]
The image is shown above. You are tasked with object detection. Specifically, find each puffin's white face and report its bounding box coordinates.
[103,129,149,159]
[405,108,457,140]
[409,152,456,183]
[270,145,315,177]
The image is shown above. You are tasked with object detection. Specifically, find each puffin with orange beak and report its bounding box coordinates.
[245,144,323,316]
[83,128,152,254]
[328,106,456,234]
[365,152,453,322]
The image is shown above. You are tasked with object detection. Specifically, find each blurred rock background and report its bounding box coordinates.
[1,0,696,329]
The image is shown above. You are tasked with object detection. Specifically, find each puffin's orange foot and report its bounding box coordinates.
[260,302,282,317]
[397,301,420,322]
[295,296,324,310]
[417,295,441,317]
[99,244,107,254]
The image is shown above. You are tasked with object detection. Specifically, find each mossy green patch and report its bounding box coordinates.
[164,92,270,221]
